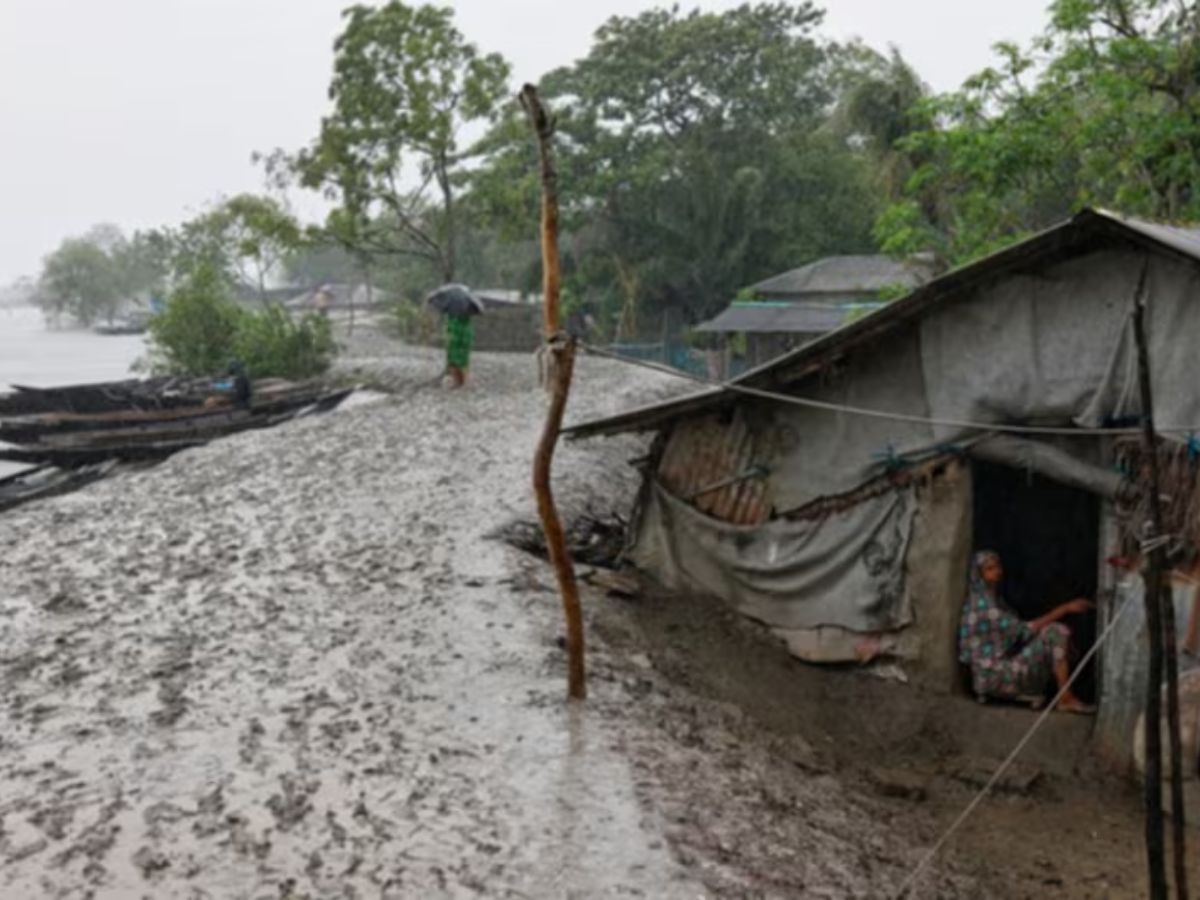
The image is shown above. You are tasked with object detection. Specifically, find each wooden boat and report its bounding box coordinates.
[0,377,210,417]
[0,387,354,466]
[0,380,338,444]
[0,462,116,513]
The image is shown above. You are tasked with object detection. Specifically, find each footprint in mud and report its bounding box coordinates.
[148,634,194,727]
[44,589,89,615]
[238,718,266,765]
[266,774,319,832]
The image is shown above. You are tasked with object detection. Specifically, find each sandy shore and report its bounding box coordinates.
[0,334,968,898]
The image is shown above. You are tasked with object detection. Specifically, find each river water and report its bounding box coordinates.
[0,306,145,389]
[0,306,146,477]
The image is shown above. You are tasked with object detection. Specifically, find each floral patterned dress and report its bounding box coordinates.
[958,551,1070,699]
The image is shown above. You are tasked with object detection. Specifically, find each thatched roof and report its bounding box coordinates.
[750,254,936,301]
[696,301,885,334]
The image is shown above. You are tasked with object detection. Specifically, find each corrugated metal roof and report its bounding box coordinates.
[696,301,885,334]
[567,208,1200,439]
[750,254,935,298]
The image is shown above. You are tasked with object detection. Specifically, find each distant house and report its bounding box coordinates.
[233,283,304,306]
[470,288,544,352]
[284,283,390,312]
[696,254,937,371]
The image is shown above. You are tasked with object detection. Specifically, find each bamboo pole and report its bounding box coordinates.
[1131,267,1175,900]
[520,83,586,700]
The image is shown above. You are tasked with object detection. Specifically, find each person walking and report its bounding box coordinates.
[445,312,474,388]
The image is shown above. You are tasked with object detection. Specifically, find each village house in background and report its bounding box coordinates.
[284,283,391,314]
[695,253,937,377]
[470,289,545,353]
[568,208,1200,794]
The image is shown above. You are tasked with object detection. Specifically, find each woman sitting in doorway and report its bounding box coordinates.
[959,550,1094,712]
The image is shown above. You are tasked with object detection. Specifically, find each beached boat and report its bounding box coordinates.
[0,385,353,466]
[0,381,342,444]
[0,462,117,513]
[0,376,355,512]
[0,377,210,417]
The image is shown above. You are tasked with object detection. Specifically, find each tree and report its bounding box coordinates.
[877,0,1200,264]
[38,237,122,326]
[832,45,931,200]
[468,3,882,332]
[172,195,301,301]
[113,229,174,301]
[291,2,510,283]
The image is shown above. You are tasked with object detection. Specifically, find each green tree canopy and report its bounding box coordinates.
[877,0,1200,264]
[290,2,511,282]
[38,237,122,326]
[468,3,888,335]
[172,195,301,300]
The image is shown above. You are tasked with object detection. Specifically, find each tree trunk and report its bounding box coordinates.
[521,83,586,701]
[438,159,456,284]
[1132,266,1173,900]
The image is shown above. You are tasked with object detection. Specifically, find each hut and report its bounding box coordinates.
[695,254,937,371]
[567,208,1200,774]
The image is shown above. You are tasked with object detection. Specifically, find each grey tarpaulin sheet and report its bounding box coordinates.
[967,434,1128,500]
[629,245,1200,659]
[632,480,916,634]
[757,247,1200,513]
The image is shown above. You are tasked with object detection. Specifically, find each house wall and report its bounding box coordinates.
[904,459,974,691]
[472,305,541,353]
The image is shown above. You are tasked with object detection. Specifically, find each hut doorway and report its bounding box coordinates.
[972,460,1101,702]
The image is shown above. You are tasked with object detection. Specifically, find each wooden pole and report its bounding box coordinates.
[520,83,586,701]
[1132,266,1174,900]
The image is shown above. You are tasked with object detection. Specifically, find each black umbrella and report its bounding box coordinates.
[426,283,485,317]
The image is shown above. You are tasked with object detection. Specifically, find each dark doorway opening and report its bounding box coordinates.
[972,460,1100,703]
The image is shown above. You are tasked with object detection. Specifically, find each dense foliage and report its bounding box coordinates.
[35,0,1200,346]
[37,225,172,326]
[877,0,1200,264]
[146,266,334,379]
[467,4,892,335]
[289,2,510,283]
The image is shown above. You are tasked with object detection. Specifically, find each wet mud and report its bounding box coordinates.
[0,335,991,898]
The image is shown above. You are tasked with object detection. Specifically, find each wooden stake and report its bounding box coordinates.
[520,83,586,700]
[1132,265,1176,900]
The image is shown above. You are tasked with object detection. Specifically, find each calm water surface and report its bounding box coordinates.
[0,306,146,476]
[0,306,145,389]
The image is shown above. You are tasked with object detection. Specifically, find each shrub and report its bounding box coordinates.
[146,266,245,376]
[146,266,336,379]
[234,304,335,380]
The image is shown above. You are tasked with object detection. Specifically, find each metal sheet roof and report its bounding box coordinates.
[566,208,1200,439]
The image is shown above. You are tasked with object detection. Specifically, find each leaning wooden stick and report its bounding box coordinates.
[520,83,586,700]
[1132,270,1184,900]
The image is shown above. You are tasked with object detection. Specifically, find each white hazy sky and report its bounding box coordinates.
[0,0,1052,284]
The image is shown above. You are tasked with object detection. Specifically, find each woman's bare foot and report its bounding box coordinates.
[1056,693,1096,714]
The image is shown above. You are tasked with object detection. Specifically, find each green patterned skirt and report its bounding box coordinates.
[446,315,474,369]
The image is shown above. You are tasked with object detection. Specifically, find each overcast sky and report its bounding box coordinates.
[0,0,1051,284]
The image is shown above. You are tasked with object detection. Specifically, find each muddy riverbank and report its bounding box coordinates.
[0,330,1138,898]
